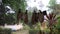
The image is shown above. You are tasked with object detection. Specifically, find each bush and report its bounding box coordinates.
[55,19,60,34]
[0,28,12,34]
[29,29,41,34]
[23,24,30,30]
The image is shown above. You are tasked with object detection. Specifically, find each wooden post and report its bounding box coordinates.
[31,10,38,25]
[24,10,28,24]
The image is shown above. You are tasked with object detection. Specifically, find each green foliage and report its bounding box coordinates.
[29,29,40,34]
[23,24,30,30]
[48,0,60,33]
[2,0,27,12]
[56,19,60,30]
[0,4,6,25]
[0,28,12,34]
[5,13,16,24]
[48,16,60,34]
[49,0,56,6]
[2,0,27,24]
[34,22,41,30]
[48,0,60,14]
[44,28,50,33]
[48,0,56,9]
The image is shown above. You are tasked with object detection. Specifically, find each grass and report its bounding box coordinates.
[12,30,29,34]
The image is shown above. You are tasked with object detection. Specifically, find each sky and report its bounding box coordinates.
[26,0,60,10]
[57,0,60,4]
[26,0,50,11]
[26,0,60,14]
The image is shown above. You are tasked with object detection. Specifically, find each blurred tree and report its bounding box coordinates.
[2,0,27,12]
[2,0,27,23]
[48,0,60,14]
[48,0,56,12]
[0,3,6,26]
